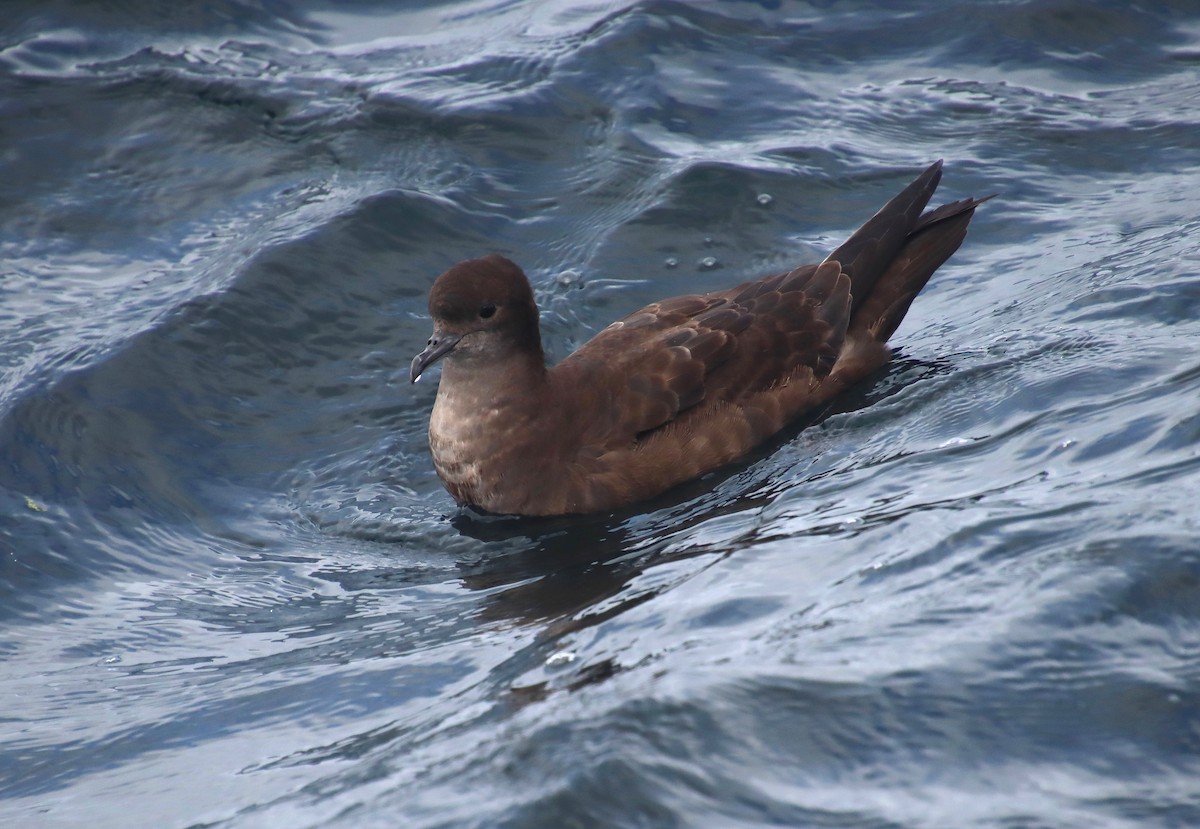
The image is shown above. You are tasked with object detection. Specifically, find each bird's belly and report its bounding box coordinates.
[428,404,484,496]
[428,393,529,508]
[427,392,584,513]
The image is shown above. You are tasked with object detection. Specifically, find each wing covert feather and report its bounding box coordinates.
[554,261,852,448]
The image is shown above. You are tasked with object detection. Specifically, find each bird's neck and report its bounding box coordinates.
[437,347,548,409]
[428,347,553,510]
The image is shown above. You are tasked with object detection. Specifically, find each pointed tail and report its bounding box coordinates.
[825,161,993,343]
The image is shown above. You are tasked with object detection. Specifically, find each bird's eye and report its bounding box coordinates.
[479,304,497,319]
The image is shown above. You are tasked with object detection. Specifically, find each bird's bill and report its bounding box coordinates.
[410,330,463,383]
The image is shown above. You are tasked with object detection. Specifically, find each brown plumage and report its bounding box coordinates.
[410,160,990,516]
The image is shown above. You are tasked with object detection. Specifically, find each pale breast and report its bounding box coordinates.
[428,389,486,490]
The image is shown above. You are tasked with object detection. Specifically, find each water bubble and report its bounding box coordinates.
[938,437,973,449]
[557,269,581,287]
[664,257,678,268]
[699,256,718,269]
[757,193,773,206]
[546,650,576,667]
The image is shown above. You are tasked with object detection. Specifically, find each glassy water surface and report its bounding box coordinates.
[2,1,1199,827]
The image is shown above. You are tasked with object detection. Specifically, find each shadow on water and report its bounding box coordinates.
[444,352,953,638]
[238,353,980,779]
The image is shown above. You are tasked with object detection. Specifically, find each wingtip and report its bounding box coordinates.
[921,159,944,186]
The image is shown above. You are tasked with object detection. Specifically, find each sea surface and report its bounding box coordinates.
[3,2,1200,827]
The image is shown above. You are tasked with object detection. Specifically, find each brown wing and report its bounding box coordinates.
[551,260,851,450]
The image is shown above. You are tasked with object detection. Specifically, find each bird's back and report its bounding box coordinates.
[537,162,989,514]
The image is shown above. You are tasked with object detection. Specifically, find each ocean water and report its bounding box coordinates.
[3,1,1200,827]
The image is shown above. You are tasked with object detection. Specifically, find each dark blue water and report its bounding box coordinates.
[3,2,1200,827]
